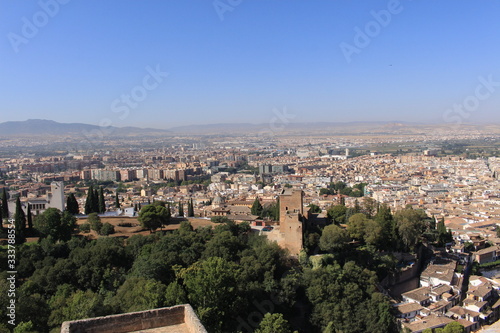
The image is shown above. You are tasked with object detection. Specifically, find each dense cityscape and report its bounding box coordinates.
[1,125,500,332]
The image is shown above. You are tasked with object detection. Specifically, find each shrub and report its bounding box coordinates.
[80,223,91,233]
[100,222,115,236]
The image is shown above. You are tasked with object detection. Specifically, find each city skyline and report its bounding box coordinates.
[1,1,500,128]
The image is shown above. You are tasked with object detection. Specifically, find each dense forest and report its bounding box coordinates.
[0,197,451,333]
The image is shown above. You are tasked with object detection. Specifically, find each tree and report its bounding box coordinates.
[361,197,377,218]
[66,193,79,215]
[27,204,33,230]
[48,289,104,327]
[188,198,194,217]
[98,187,106,213]
[255,313,292,333]
[93,188,99,213]
[394,208,429,251]
[2,187,9,218]
[347,213,370,241]
[14,196,26,244]
[327,205,347,225]
[374,204,395,250]
[111,277,166,313]
[88,213,103,234]
[251,197,263,217]
[34,208,76,241]
[308,204,322,214]
[115,193,120,209]
[138,204,169,232]
[178,201,184,217]
[100,222,115,236]
[442,322,465,333]
[320,224,349,252]
[181,257,242,332]
[164,281,188,307]
[84,185,94,215]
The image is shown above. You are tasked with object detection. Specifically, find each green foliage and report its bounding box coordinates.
[327,205,347,225]
[181,257,242,332]
[304,261,397,333]
[98,187,106,214]
[138,204,169,232]
[48,287,104,327]
[100,222,115,236]
[394,207,429,251]
[442,322,465,333]
[251,197,264,217]
[308,204,322,214]
[319,224,349,252]
[34,208,76,241]
[87,213,102,234]
[111,277,166,313]
[164,281,188,307]
[211,216,232,223]
[79,223,91,233]
[178,201,184,217]
[1,187,9,218]
[187,198,194,217]
[14,196,26,244]
[66,193,79,215]
[255,313,292,333]
[13,321,38,333]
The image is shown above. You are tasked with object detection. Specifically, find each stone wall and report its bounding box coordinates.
[61,305,207,333]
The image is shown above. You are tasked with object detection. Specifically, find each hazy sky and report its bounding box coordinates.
[1,0,500,128]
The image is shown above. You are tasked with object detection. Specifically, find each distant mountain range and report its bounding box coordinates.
[0,119,170,137]
[0,119,499,137]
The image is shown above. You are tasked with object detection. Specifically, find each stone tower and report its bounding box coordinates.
[49,181,65,211]
[278,189,304,256]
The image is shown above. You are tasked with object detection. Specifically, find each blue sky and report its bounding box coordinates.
[1,0,500,128]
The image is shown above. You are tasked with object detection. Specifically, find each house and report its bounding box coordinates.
[472,246,500,264]
[395,303,423,320]
[420,259,458,288]
[401,314,453,333]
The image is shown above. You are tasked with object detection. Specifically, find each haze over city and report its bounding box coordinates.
[1,1,500,128]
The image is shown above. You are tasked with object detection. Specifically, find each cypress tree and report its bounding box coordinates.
[98,187,106,213]
[251,197,263,216]
[166,203,171,221]
[148,198,151,205]
[188,198,194,217]
[14,197,26,244]
[85,185,93,215]
[0,202,3,231]
[92,188,99,213]
[178,201,184,217]
[27,204,33,230]
[2,187,9,218]
[67,193,79,215]
[115,193,120,209]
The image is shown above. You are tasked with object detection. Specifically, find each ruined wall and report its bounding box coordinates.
[61,305,207,333]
